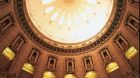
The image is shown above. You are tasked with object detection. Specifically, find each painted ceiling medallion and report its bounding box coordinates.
[26,0,114,43]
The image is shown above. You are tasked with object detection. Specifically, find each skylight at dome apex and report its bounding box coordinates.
[26,0,114,44]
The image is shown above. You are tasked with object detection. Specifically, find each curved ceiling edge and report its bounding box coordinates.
[14,0,125,55]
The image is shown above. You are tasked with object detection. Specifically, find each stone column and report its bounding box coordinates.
[33,51,48,78]
[75,56,85,78]
[121,26,139,50]
[8,41,33,77]
[108,41,133,76]
[0,26,18,53]
[56,56,65,78]
[92,51,108,78]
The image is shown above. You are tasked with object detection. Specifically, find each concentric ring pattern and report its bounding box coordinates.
[26,0,113,43]
[15,0,125,54]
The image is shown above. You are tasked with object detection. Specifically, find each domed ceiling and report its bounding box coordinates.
[26,0,113,44]
[15,0,125,54]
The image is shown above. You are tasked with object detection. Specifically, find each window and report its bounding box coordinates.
[125,46,138,60]
[43,71,56,78]
[83,56,93,71]
[126,14,139,35]
[47,56,57,71]
[0,14,13,36]
[29,48,40,64]
[85,71,98,78]
[2,47,15,60]
[22,63,35,74]
[50,60,54,64]
[115,34,129,51]
[10,35,24,52]
[100,49,112,64]
[66,59,75,74]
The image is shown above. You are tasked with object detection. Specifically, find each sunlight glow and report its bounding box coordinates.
[85,71,98,78]
[22,63,35,74]
[106,62,119,73]
[125,46,138,60]
[2,47,15,60]
[64,74,76,78]
[58,15,65,25]
[51,12,58,21]
[43,71,56,78]
[45,6,54,14]
[42,0,56,4]
[86,0,97,4]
